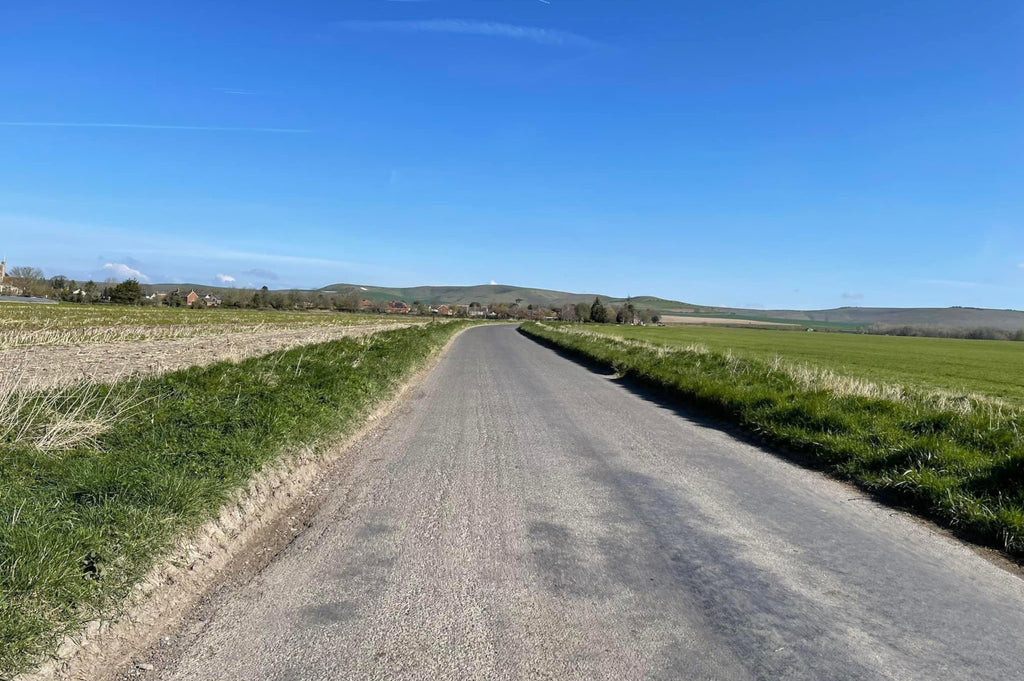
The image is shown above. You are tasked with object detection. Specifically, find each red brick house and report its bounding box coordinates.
[185,290,200,306]
[387,300,410,314]
[435,305,452,316]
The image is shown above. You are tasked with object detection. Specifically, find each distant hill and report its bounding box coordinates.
[707,306,1024,330]
[318,283,713,312]
[143,280,1024,331]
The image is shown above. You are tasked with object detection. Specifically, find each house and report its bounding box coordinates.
[185,290,200,306]
[387,300,410,314]
[202,294,222,308]
[435,305,452,316]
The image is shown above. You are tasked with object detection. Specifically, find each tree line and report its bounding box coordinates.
[2,266,663,323]
[868,324,1024,342]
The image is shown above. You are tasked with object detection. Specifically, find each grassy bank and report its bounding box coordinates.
[0,321,471,677]
[581,323,1024,404]
[520,322,1024,560]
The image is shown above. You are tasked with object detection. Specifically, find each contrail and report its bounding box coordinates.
[0,121,310,133]
[338,19,598,48]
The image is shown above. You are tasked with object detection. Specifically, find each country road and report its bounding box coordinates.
[142,325,1024,680]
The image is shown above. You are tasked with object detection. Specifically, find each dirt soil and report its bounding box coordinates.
[0,323,415,390]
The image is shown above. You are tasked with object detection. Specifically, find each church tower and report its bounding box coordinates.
[0,257,5,283]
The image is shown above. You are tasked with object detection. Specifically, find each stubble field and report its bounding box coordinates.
[0,303,426,389]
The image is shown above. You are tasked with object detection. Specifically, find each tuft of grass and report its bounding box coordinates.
[0,321,473,677]
[520,322,1024,560]
[0,371,146,453]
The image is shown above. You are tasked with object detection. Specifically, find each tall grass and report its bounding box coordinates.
[520,322,1024,558]
[0,321,471,677]
[0,371,144,452]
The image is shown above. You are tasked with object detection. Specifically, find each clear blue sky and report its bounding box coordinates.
[2,1,1022,309]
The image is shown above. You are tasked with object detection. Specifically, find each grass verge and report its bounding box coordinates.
[0,321,473,677]
[520,322,1024,560]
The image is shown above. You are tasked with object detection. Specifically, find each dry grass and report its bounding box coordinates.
[0,368,144,452]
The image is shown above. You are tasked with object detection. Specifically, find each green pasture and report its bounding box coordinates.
[581,324,1024,403]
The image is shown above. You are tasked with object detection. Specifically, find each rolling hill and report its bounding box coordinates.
[319,283,714,313]
[143,280,1024,331]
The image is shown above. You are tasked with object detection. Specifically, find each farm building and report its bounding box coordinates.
[387,301,410,314]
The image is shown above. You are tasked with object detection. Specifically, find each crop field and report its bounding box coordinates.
[0,303,411,349]
[0,304,429,389]
[521,322,1024,562]
[583,323,1024,404]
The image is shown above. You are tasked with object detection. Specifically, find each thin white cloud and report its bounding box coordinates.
[917,279,983,288]
[489,280,498,285]
[215,88,259,96]
[841,291,864,300]
[0,122,309,133]
[207,248,367,269]
[1017,263,1024,269]
[337,19,600,48]
[103,262,149,282]
[216,273,236,283]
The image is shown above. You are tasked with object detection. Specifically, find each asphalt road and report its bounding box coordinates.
[150,325,1024,680]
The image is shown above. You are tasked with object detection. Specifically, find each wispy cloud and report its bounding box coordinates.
[337,19,600,48]
[103,262,149,282]
[0,122,309,133]
[841,291,864,300]
[215,88,259,96]
[215,273,236,283]
[917,278,983,288]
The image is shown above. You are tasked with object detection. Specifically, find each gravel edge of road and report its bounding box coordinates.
[15,325,477,681]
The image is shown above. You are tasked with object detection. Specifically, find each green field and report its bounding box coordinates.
[583,324,1024,404]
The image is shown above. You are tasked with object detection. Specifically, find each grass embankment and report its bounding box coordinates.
[0,321,471,677]
[520,322,1024,559]
[587,323,1024,404]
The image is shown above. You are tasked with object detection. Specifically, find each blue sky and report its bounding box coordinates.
[2,0,1023,309]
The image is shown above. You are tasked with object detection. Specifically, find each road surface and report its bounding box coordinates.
[147,325,1024,680]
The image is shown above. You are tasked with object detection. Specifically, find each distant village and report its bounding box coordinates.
[0,258,662,324]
